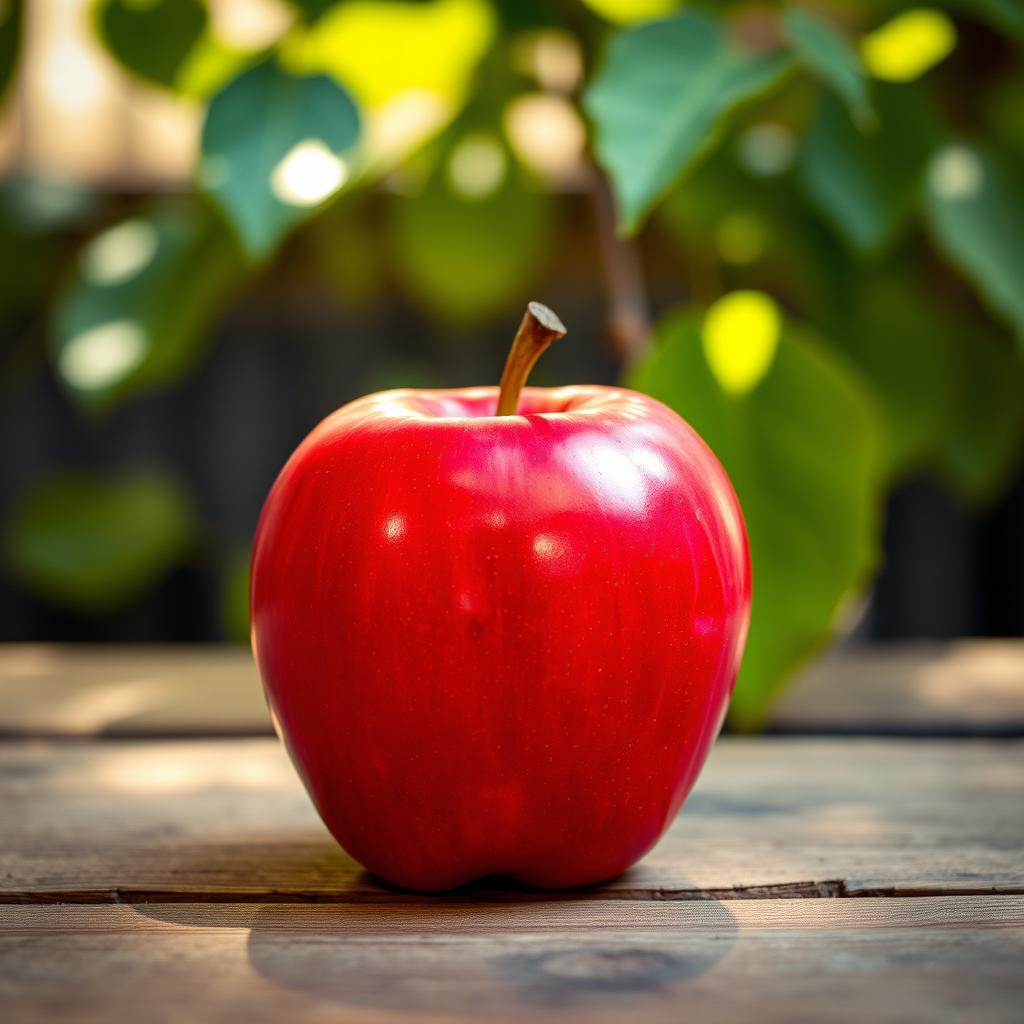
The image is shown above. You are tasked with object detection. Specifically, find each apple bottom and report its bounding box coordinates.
[324,818,691,894]
[275,709,722,893]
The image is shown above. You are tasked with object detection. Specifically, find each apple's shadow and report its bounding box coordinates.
[136,866,738,1016]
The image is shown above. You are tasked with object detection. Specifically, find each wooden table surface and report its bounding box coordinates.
[2,643,1023,1023]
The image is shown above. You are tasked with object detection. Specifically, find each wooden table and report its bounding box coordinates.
[2,644,1023,1023]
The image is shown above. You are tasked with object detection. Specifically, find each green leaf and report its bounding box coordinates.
[93,0,206,90]
[627,305,882,729]
[830,278,957,480]
[51,205,244,410]
[5,472,196,613]
[799,85,940,253]
[199,58,361,259]
[782,8,872,128]
[390,135,553,323]
[937,328,1024,505]
[0,0,23,102]
[584,10,791,233]
[924,144,1024,347]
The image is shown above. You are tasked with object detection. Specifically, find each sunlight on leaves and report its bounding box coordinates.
[199,58,360,258]
[270,140,350,206]
[281,0,494,169]
[447,134,507,199]
[512,29,583,93]
[580,0,682,25]
[289,0,493,110]
[702,291,781,396]
[80,219,159,286]
[861,8,956,82]
[736,123,796,176]
[58,321,147,392]
[504,93,586,180]
[51,206,244,409]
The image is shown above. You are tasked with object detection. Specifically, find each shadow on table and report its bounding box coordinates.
[135,870,738,1016]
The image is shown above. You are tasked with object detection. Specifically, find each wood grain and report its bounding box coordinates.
[2,898,1021,1023]
[0,645,267,737]
[3,641,1022,738]
[3,737,1021,901]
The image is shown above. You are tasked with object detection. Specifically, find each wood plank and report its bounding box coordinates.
[0,645,267,737]
[3,737,1021,901]
[770,640,1024,735]
[3,641,1023,738]
[1,898,1021,1023]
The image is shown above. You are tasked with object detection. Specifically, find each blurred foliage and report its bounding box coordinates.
[1,0,1023,727]
[391,130,555,323]
[924,144,1024,344]
[200,59,361,257]
[95,0,207,90]
[584,10,792,232]
[799,85,940,253]
[94,0,253,98]
[52,203,245,409]
[783,8,873,128]
[5,473,195,613]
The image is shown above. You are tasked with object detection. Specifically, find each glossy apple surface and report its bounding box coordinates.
[251,385,750,891]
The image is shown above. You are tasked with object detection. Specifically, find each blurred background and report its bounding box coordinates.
[0,0,1021,727]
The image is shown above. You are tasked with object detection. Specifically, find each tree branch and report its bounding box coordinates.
[585,164,653,368]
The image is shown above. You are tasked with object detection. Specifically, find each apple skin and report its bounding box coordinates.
[251,385,750,891]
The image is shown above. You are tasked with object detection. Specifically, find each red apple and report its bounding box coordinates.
[251,304,750,891]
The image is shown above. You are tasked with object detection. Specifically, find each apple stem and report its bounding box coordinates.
[495,302,568,416]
